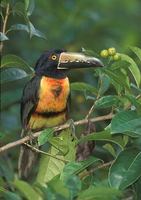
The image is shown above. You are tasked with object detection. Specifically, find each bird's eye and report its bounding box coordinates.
[51,55,57,60]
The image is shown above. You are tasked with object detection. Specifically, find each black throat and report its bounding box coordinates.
[35,68,68,79]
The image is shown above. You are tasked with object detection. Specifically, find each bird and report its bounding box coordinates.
[18,49,103,179]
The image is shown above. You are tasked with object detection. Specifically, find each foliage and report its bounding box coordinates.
[0,1,141,200]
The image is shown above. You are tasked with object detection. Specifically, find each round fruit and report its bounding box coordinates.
[108,47,116,56]
[113,53,121,61]
[100,49,109,58]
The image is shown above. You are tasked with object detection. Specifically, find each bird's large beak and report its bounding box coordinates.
[57,52,104,69]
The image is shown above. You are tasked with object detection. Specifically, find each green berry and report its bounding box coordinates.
[108,47,116,56]
[113,53,121,61]
[100,49,109,58]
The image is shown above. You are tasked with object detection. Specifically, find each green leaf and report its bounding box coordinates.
[98,74,110,96]
[36,146,65,184]
[71,82,98,95]
[109,148,141,189]
[77,186,121,200]
[111,110,141,135]
[34,184,48,200]
[110,60,128,70]
[49,135,69,155]
[134,176,141,200]
[47,174,81,199]
[61,156,102,180]
[9,23,46,39]
[24,0,35,16]
[12,2,25,16]
[124,94,141,111]
[1,68,28,84]
[131,83,141,94]
[65,175,81,198]
[1,75,30,92]
[1,76,30,110]
[24,0,29,11]
[120,53,141,87]
[38,128,54,146]
[130,46,141,62]
[133,135,141,151]
[3,191,22,200]
[103,68,130,92]
[79,129,125,149]
[0,32,9,41]
[95,95,120,109]
[0,0,7,8]
[14,179,41,200]
[103,143,116,157]
[123,135,129,147]
[48,129,76,158]
[28,22,46,39]
[47,175,70,199]
[1,54,33,73]
[10,24,29,32]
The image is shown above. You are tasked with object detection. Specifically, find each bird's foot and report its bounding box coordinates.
[28,131,38,148]
[67,119,78,141]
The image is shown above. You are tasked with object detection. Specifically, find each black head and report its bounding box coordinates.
[34,49,104,78]
[35,49,67,78]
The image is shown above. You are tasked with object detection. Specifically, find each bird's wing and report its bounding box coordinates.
[21,76,41,129]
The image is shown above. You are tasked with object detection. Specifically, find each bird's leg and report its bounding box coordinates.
[27,130,38,148]
[67,119,78,141]
[27,130,34,145]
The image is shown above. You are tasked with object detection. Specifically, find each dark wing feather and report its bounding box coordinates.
[21,75,41,129]
[19,76,41,179]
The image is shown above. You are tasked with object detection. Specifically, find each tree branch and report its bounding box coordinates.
[24,143,69,163]
[0,113,113,153]
[85,103,96,119]
[79,160,114,179]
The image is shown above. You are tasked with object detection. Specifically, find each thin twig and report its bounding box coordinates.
[2,4,10,34]
[136,94,141,99]
[80,160,114,179]
[125,94,141,110]
[85,103,96,119]
[24,143,69,163]
[85,77,103,119]
[0,113,113,153]
[93,160,113,171]
[0,3,10,53]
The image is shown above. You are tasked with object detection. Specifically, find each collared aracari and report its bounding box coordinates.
[18,49,103,179]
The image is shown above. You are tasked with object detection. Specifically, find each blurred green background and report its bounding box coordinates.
[5,0,141,57]
[1,0,141,142]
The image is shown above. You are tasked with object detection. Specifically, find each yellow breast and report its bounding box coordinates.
[28,112,67,130]
[35,76,70,113]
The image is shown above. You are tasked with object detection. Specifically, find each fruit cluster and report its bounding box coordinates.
[100,47,121,61]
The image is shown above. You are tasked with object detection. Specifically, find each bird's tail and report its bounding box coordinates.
[18,130,37,179]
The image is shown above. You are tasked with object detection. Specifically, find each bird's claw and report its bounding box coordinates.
[68,119,78,141]
[28,131,38,147]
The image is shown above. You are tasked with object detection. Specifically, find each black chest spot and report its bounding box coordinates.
[51,86,62,98]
